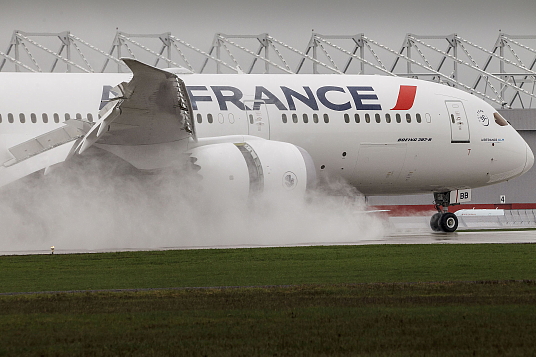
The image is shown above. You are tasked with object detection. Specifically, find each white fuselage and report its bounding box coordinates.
[0,72,532,195]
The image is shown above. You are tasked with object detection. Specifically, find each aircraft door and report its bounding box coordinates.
[245,100,270,139]
[446,101,470,143]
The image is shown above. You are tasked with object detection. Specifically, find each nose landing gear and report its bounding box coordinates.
[430,192,459,232]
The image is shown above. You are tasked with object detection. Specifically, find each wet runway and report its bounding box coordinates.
[373,229,536,245]
[2,228,535,256]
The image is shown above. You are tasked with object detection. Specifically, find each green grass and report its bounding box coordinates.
[1,282,536,356]
[1,244,536,293]
[2,244,536,356]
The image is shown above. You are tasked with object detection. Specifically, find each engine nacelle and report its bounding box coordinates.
[188,140,316,201]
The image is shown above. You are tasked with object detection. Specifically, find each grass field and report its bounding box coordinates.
[2,244,536,293]
[2,244,536,356]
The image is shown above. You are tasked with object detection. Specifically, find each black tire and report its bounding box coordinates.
[439,212,458,232]
[430,213,442,232]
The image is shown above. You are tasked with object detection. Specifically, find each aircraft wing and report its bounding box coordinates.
[78,58,196,151]
[0,120,91,187]
[0,59,196,187]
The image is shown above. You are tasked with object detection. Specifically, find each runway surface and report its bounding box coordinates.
[2,228,535,256]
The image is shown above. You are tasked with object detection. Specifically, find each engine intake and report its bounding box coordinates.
[188,139,316,201]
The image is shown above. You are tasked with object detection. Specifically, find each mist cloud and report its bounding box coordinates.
[0,148,386,254]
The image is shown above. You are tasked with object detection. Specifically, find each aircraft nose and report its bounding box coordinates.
[522,141,534,175]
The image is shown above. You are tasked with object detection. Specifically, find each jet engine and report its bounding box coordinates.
[187,140,317,201]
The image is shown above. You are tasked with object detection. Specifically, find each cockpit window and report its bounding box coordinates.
[494,112,509,126]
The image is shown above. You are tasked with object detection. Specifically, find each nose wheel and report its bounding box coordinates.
[430,212,441,231]
[430,192,459,232]
[430,212,458,232]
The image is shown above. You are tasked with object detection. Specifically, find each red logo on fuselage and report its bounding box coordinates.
[391,85,417,110]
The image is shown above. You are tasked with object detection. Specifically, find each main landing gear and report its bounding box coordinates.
[430,192,459,233]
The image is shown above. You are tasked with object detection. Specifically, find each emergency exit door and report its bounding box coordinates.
[245,100,270,139]
[446,101,470,143]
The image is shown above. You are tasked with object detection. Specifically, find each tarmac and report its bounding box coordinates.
[1,218,535,255]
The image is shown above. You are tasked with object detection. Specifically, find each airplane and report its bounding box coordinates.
[0,59,533,233]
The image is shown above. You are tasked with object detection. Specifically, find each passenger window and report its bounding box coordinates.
[292,113,298,123]
[451,114,455,123]
[323,114,329,123]
[354,113,360,123]
[250,114,255,124]
[42,113,48,123]
[76,113,82,120]
[87,113,93,122]
[282,114,287,123]
[65,113,71,121]
[365,113,370,123]
[31,113,37,123]
[375,113,381,123]
[19,113,25,123]
[8,113,13,123]
[385,113,391,123]
[196,113,202,123]
[303,114,308,123]
[208,114,213,124]
[344,113,350,123]
[406,114,411,123]
[0,114,2,123]
[425,113,431,123]
[416,113,422,123]
[54,113,59,123]
[313,113,319,123]
[396,113,401,123]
